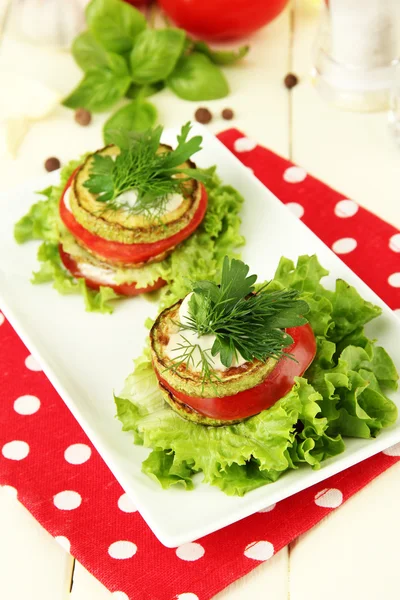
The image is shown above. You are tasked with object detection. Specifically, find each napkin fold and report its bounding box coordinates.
[0,129,399,600]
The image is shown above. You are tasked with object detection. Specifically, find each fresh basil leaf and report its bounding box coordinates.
[71,30,122,71]
[167,52,229,101]
[193,41,249,66]
[86,0,146,54]
[103,100,158,144]
[126,81,165,99]
[130,28,186,84]
[62,61,131,112]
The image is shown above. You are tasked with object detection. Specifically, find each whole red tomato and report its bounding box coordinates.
[158,0,290,41]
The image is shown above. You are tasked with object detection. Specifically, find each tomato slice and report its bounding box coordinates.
[59,170,208,266]
[59,245,166,296]
[156,324,316,421]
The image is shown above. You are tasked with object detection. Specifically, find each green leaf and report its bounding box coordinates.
[327,279,382,342]
[193,41,249,65]
[161,122,203,169]
[83,153,115,201]
[116,367,336,496]
[130,29,186,84]
[167,52,229,101]
[126,81,164,100]
[142,450,195,490]
[62,62,131,112]
[71,30,126,71]
[103,100,158,145]
[274,254,329,293]
[86,0,146,54]
[220,255,257,307]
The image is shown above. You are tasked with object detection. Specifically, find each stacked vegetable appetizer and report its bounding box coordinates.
[116,255,399,496]
[58,126,207,296]
[14,124,244,312]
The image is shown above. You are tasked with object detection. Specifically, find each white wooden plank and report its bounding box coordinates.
[0,487,73,600]
[289,462,400,600]
[69,561,111,600]
[291,0,400,229]
[69,548,288,600]
[214,548,288,600]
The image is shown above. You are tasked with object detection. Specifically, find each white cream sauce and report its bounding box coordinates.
[114,190,184,216]
[63,185,73,212]
[78,262,117,285]
[165,293,247,372]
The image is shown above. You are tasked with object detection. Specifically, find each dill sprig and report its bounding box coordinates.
[170,256,310,384]
[83,122,210,218]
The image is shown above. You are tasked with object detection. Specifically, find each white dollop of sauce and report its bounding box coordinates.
[63,185,73,212]
[165,293,247,373]
[114,190,184,216]
[77,262,117,285]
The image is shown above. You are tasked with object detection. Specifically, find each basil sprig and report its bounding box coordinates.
[63,0,249,143]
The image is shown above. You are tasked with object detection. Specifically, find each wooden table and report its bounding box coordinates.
[1,3,399,599]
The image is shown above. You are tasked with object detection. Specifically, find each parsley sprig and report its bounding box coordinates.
[169,257,310,384]
[83,122,210,219]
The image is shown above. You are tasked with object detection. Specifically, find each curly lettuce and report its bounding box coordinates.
[14,160,244,313]
[115,255,399,496]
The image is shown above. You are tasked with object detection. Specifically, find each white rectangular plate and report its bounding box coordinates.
[1,124,399,548]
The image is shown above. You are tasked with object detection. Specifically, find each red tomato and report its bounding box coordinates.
[59,171,208,266]
[159,0,289,41]
[157,324,316,421]
[59,245,166,296]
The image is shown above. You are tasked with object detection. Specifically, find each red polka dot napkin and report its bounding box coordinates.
[1,129,399,600]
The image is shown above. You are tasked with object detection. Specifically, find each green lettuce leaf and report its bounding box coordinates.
[116,355,347,496]
[14,160,244,313]
[14,158,119,314]
[116,254,398,496]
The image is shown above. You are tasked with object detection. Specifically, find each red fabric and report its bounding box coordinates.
[1,129,399,600]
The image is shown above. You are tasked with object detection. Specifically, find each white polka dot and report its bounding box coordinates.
[283,166,307,183]
[388,273,400,288]
[234,137,257,152]
[334,199,359,218]
[25,354,42,371]
[53,490,82,511]
[383,442,400,456]
[258,503,276,513]
[108,541,137,559]
[394,308,400,318]
[176,542,205,561]
[111,592,129,600]
[14,395,41,415]
[389,233,400,252]
[332,237,357,254]
[0,313,4,326]
[117,493,137,513]
[314,488,343,508]
[1,485,17,498]
[2,440,29,460]
[246,166,255,174]
[176,594,199,600]
[286,202,304,218]
[244,540,274,561]
[64,443,91,465]
[55,536,71,552]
